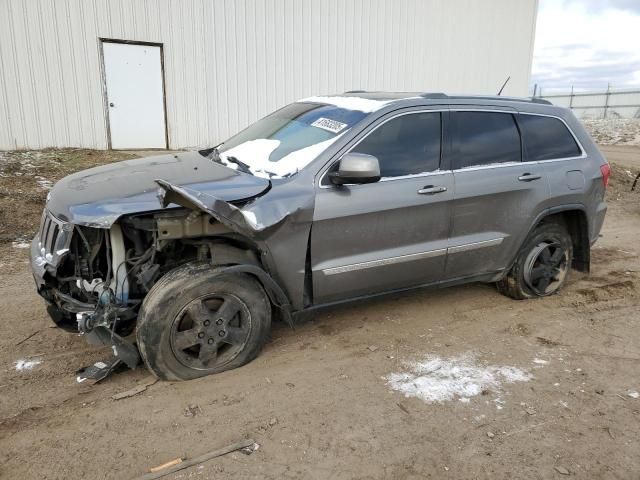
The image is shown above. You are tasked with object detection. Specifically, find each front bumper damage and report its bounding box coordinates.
[31,210,140,368]
[31,177,300,377]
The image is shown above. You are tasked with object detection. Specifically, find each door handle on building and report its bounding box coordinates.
[417,185,448,195]
[518,173,541,182]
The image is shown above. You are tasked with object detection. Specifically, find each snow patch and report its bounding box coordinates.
[35,176,53,190]
[220,138,280,172]
[582,119,640,145]
[533,358,549,365]
[301,95,391,113]
[15,359,42,371]
[220,135,342,179]
[386,354,532,404]
[12,241,30,249]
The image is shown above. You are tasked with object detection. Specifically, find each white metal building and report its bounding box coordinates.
[0,0,539,150]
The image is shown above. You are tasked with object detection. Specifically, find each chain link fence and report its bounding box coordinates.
[535,87,640,120]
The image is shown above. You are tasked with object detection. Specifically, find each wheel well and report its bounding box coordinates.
[176,241,294,326]
[539,210,590,273]
[205,241,261,267]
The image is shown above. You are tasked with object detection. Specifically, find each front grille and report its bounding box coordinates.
[39,210,61,257]
[36,210,73,264]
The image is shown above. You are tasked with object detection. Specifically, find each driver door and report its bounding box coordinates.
[310,110,453,304]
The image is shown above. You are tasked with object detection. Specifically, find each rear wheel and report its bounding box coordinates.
[497,222,573,300]
[136,263,271,380]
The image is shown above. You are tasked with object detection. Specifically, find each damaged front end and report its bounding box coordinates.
[30,156,306,378]
[30,188,285,370]
[31,210,145,367]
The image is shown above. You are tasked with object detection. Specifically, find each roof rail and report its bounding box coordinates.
[529,97,553,105]
[341,91,554,106]
[469,95,555,105]
[420,93,553,105]
[420,92,448,99]
[466,95,554,105]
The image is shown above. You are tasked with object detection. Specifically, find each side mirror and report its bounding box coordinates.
[328,153,381,185]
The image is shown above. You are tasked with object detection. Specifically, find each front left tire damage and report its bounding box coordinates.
[136,263,272,381]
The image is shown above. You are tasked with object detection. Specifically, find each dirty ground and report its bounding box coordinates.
[1,146,639,479]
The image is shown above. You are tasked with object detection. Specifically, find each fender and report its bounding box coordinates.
[503,203,590,275]
[155,179,288,238]
[155,178,305,313]
[214,264,294,328]
[527,203,588,236]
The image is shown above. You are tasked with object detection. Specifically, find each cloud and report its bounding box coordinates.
[577,0,640,14]
[532,0,640,92]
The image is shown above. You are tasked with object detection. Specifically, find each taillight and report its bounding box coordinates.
[600,164,611,188]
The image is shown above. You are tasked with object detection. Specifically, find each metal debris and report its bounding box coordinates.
[76,358,125,384]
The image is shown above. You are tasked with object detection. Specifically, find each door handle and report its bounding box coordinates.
[518,173,541,182]
[417,185,447,195]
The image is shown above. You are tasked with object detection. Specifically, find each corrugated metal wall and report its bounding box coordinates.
[0,0,538,150]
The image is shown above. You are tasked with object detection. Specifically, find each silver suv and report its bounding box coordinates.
[31,92,609,380]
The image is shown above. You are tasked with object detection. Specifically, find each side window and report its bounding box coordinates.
[454,112,521,168]
[351,112,441,177]
[519,114,582,161]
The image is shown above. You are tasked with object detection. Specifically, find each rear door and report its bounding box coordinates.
[445,109,549,280]
[311,110,453,304]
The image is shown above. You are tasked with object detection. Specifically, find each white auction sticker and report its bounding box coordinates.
[311,117,348,134]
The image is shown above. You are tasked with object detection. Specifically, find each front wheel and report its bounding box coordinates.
[136,263,271,381]
[497,221,573,300]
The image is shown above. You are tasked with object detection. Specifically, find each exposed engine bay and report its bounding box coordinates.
[34,208,261,369]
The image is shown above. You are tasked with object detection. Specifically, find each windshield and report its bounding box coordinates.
[215,102,368,179]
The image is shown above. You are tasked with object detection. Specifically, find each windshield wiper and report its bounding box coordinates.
[198,144,222,160]
[206,145,251,175]
[224,155,252,174]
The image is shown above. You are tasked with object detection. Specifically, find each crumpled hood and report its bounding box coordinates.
[46,151,270,227]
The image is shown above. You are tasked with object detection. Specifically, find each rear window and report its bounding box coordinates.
[518,114,582,161]
[454,112,522,168]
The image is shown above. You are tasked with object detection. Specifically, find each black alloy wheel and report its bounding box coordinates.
[523,241,569,296]
[170,293,251,370]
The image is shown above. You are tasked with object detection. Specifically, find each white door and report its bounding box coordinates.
[103,42,167,149]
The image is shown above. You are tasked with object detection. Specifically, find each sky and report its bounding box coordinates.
[532,0,640,93]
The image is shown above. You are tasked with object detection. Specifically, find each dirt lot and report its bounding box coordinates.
[1,146,639,479]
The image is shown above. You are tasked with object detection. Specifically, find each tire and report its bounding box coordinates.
[497,221,573,300]
[136,262,271,381]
